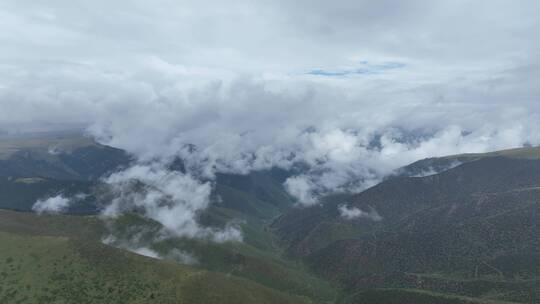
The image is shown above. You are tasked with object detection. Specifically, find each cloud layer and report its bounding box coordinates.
[3,0,540,209]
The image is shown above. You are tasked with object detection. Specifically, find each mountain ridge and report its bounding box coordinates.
[2,134,540,303]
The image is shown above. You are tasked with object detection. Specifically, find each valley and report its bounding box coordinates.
[1,134,540,303]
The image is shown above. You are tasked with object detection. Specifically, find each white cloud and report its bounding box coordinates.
[100,162,242,242]
[338,204,382,221]
[284,176,318,206]
[131,247,161,259]
[102,233,199,264]
[32,195,71,214]
[2,1,540,206]
[102,234,161,259]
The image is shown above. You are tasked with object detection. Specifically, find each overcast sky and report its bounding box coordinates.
[1,0,540,204]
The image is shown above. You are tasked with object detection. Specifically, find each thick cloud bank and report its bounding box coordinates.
[3,1,540,214]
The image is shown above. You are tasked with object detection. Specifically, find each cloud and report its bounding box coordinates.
[102,234,161,259]
[131,247,160,259]
[32,195,71,214]
[2,0,540,209]
[284,176,318,206]
[165,248,199,265]
[338,204,382,221]
[100,162,242,242]
[32,193,89,214]
[102,230,199,264]
[410,161,463,178]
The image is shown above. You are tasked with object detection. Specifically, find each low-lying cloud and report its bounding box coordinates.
[32,193,88,214]
[338,204,383,221]
[32,194,71,214]
[100,162,243,242]
[102,231,199,264]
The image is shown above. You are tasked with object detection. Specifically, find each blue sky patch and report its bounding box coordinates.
[307,61,405,77]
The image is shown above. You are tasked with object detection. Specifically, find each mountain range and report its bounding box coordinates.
[2,133,540,303]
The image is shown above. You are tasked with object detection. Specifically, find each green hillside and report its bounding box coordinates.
[5,135,540,303]
[338,289,517,304]
[443,146,540,161]
[0,135,338,303]
[0,208,338,303]
[0,133,131,180]
[398,145,540,178]
[0,231,311,304]
[102,211,338,302]
[0,134,95,160]
[273,154,540,303]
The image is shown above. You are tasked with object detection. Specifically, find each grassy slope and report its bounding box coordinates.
[396,145,540,179]
[101,211,339,302]
[0,134,95,160]
[0,177,97,212]
[338,289,518,304]
[442,146,540,161]
[0,231,311,304]
[0,133,338,302]
[0,209,338,303]
[152,236,338,302]
[0,134,131,181]
[11,136,540,303]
